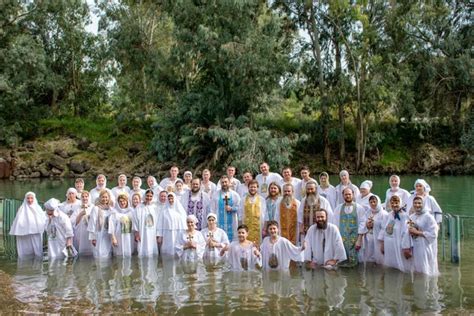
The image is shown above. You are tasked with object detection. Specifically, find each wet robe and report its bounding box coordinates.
[226,241,262,272]
[46,210,74,258]
[304,223,347,265]
[109,206,134,257]
[70,204,94,255]
[133,203,159,257]
[260,236,304,270]
[87,205,113,258]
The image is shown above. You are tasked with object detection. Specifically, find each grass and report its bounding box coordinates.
[379,147,410,168]
[39,117,116,143]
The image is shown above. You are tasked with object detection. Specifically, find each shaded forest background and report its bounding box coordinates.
[1,0,472,175]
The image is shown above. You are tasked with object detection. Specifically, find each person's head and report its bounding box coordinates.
[413,196,424,214]
[266,220,279,237]
[132,193,141,208]
[98,190,112,207]
[343,187,354,203]
[144,189,154,204]
[207,213,217,229]
[81,191,90,205]
[184,171,192,184]
[414,179,430,195]
[339,170,350,184]
[186,215,198,231]
[220,175,230,191]
[390,195,401,212]
[282,167,292,180]
[44,198,60,216]
[75,178,85,191]
[117,194,129,209]
[268,182,281,198]
[170,166,179,178]
[369,195,379,209]
[132,176,141,189]
[390,175,400,189]
[315,209,328,229]
[96,174,106,188]
[237,224,249,242]
[202,169,211,181]
[191,178,201,193]
[159,191,167,204]
[118,174,127,187]
[147,176,157,188]
[360,180,373,197]
[242,171,253,184]
[305,180,318,195]
[25,192,36,205]
[319,172,329,185]
[300,166,310,180]
[226,166,236,178]
[175,179,184,192]
[66,188,77,201]
[167,193,175,205]
[283,184,294,198]
[259,162,270,175]
[248,180,259,196]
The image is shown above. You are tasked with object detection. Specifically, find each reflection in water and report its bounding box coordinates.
[0,256,460,314]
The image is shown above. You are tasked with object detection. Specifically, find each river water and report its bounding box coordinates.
[0,176,473,314]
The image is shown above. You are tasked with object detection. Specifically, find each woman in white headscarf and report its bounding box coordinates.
[59,188,81,218]
[9,192,47,258]
[384,175,410,209]
[129,176,146,203]
[109,193,134,257]
[360,195,388,264]
[89,174,113,205]
[70,190,94,255]
[356,180,374,210]
[44,198,75,259]
[334,170,360,207]
[176,215,206,259]
[406,179,443,224]
[157,192,186,257]
[87,189,114,258]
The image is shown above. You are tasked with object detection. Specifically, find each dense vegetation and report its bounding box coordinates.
[1,0,472,174]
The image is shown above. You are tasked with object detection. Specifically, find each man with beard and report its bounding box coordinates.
[333,187,367,267]
[181,178,211,231]
[240,180,266,245]
[212,175,241,241]
[297,180,334,239]
[265,182,281,223]
[304,209,346,269]
[274,184,301,245]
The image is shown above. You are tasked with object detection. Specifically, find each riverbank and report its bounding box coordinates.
[0,136,473,180]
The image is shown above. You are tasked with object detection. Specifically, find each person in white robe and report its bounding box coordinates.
[159,165,182,192]
[183,171,193,190]
[236,171,253,200]
[132,190,159,257]
[318,172,337,210]
[9,192,47,258]
[109,193,134,257]
[304,209,347,268]
[44,198,75,259]
[239,180,266,245]
[295,166,316,201]
[256,162,283,198]
[74,178,85,200]
[384,175,410,209]
[212,175,241,242]
[334,170,360,207]
[200,169,217,199]
[70,190,94,256]
[129,176,146,203]
[260,220,304,270]
[174,179,189,206]
[274,184,301,245]
[111,174,131,201]
[378,195,412,272]
[157,192,187,257]
[356,180,374,210]
[146,176,164,200]
[360,195,388,264]
[404,196,439,276]
[278,167,301,193]
[201,213,230,267]
[220,224,262,271]
[176,215,206,259]
[59,188,81,217]
[87,189,114,258]
[216,166,241,191]
[181,178,211,230]
[89,174,113,205]
[406,179,443,224]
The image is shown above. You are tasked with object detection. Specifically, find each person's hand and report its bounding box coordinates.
[355,239,362,251]
[325,259,337,266]
[301,241,306,251]
[112,236,118,247]
[134,231,141,242]
[253,248,261,258]
[91,240,97,247]
[403,248,412,259]
[157,236,163,245]
[225,205,232,212]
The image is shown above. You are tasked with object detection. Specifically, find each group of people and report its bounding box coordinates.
[9,163,442,276]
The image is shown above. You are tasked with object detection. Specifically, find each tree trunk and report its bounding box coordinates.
[334,32,345,167]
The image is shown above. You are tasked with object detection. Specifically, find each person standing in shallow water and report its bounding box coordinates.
[87,189,114,258]
[220,224,262,271]
[70,191,94,256]
[212,175,241,241]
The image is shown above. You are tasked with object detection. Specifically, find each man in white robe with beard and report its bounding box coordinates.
[89,174,113,205]
[256,162,283,198]
[44,198,75,259]
[304,209,347,269]
[181,178,211,231]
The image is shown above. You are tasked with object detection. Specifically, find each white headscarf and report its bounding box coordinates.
[389,175,401,189]
[9,192,47,236]
[414,179,431,193]
[166,192,187,229]
[360,180,373,190]
[96,174,107,189]
[148,176,158,189]
[65,188,78,201]
[368,195,382,213]
[132,176,142,190]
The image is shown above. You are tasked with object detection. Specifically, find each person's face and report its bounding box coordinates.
[390,199,401,211]
[132,195,141,207]
[67,191,76,201]
[390,176,399,188]
[119,176,127,187]
[226,167,236,177]
[267,225,278,237]
[100,193,109,205]
[203,171,210,181]
[81,193,90,205]
[187,220,196,231]
[360,188,369,197]
[269,184,279,197]
[260,163,269,174]
[319,175,327,184]
[207,216,216,228]
[191,180,200,193]
[340,173,348,183]
[283,186,293,197]
[301,170,310,180]
[159,192,167,204]
[315,211,327,228]
[343,190,353,203]
[248,183,258,195]
[145,192,153,203]
[26,194,34,205]
[237,228,248,242]
[282,169,291,180]
[369,198,378,209]
[306,184,316,195]
[147,177,154,187]
[170,167,179,178]
[167,194,174,204]
[75,181,84,191]
[175,182,183,191]
[118,197,128,208]
[97,176,106,187]
[133,179,140,188]
[221,178,229,191]
[184,174,192,182]
[413,199,423,211]
[415,183,424,194]
[243,173,252,183]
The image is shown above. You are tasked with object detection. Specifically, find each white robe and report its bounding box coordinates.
[217,177,241,191]
[89,187,113,205]
[256,172,283,197]
[334,182,360,206]
[404,212,439,276]
[384,187,410,209]
[297,195,335,226]
[225,241,262,272]
[356,193,374,211]
[109,206,134,257]
[46,210,74,259]
[58,200,81,218]
[111,186,131,201]
[87,206,113,258]
[181,190,211,230]
[70,205,94,256]
[318,185,337,211]
[132,203,159,257]
[159,177,182,192]
[129,188,146,203]
[201,181,217,199]
[360,208,388,264]
[304,223,347,265]
[260,236,304,270]
[236,183,249,200]
[175,230,206,259]
[278,177,301,192]
[294,178,316,201]
[406,194,443,223]
[378,211,412,272]
[157,202,187,256]
[201,227,230,266]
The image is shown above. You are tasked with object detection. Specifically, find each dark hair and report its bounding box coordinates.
[145,189,154,195]
[248,179,259,187]
[237,224,249,232]
[266,220,279,232]
[390,195,401,202]
[369,195,378,202]
[300,165,310,172]
[315,208,328,217]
